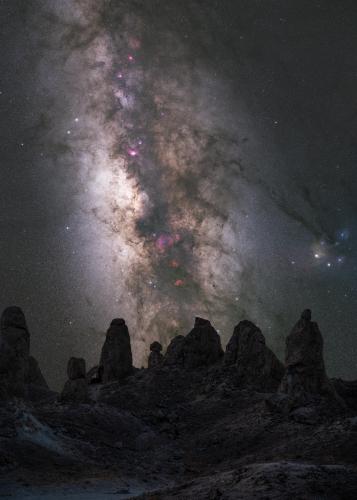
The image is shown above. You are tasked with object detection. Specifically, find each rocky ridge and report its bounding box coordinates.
[0,307,356,499]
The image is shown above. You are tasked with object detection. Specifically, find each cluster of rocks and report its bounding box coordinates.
[60,318,133,402]
[140,310,342,408]
[1,305,356,499]
[0,305,351,411]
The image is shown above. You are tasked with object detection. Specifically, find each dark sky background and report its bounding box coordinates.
[1,0,357,389]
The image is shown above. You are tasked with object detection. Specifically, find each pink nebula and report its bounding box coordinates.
[155,234,175,253]
[128,148,138,157]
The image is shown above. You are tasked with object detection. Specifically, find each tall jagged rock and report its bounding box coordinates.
[224,320,284,389]
[164,335,186,366]
[279,309,339,402]
[26,356,49,388]
[148,341,163,368]
[67,357,86,380]
[164,318,223,369]
[183,317,224,369]
[0,306,31,398]
[100,318,133,383]
[61,357,89,403]
[0,306,48,399]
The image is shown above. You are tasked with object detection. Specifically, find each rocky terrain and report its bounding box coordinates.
[0,308,357,499]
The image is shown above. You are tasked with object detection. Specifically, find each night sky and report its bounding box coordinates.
[1,0,357,389]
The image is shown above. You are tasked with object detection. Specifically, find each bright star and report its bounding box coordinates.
[338,228,350,241]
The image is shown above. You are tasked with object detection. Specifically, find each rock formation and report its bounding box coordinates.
[279,309,339,402]
[86,365,102,384]
[183,317,224,369]
[67,357,86,380]
[148,341,163,368]
[0,306,48,399]
[1,305,357,500]
[163,317,223,369]
[99,318,133,383]
[26,356,49,388]
[333,378,357,411]
[224,320,284,389]
[0,306,29,397]
[61,357,89,403]
[164,335,186,366]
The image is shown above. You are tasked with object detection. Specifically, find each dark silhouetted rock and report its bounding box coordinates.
[61,379,89,403]
[26,356,48,388]
[301,308,312,321]
[1,306,28,331]
[150,341,162,352]
[279,310,340,403]
[148,341,163,368]
[183,317,223,369]
[164,335,186,366]
[86,365,102,384]
[0,307,50,400]
[163,319,223,369]
[61,357,89,403]
[67,357,86,380]
[333,378,357,410]
[0,306,30,398]
[99,318,133,383]
[1,305,357,499]
[224,320,284,389]
[290,406,319,424]
[265,392,294,414]
[1,306,30,360]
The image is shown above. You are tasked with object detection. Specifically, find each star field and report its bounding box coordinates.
[1,0,357,388]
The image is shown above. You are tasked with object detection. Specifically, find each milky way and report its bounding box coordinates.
[36,0,258,365]
[2,0,357,387]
